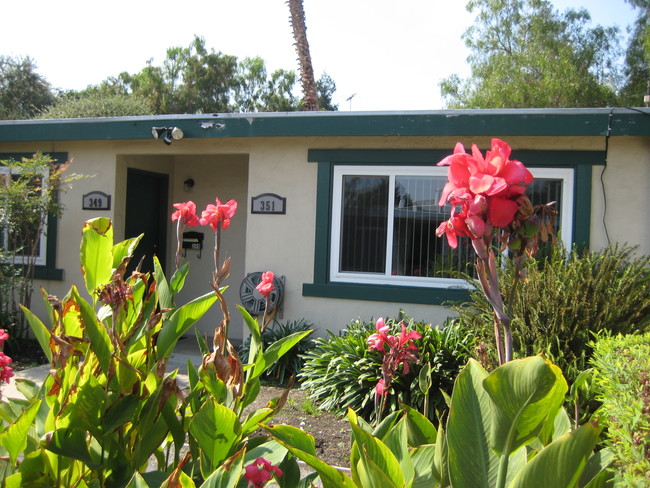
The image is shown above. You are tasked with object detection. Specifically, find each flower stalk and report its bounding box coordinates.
[436,139,554,365]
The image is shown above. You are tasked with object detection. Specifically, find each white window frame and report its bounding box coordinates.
[330,165,574,288]
[0,165,49,266]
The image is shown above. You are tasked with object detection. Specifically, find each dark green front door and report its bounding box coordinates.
[125,168,168,274]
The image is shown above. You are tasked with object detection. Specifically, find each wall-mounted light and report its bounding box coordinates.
[151,126,184,145]
[184,178,195,192]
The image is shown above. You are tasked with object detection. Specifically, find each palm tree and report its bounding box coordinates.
[287,0,319,111]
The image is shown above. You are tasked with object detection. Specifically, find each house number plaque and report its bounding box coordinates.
[83,191,111,210]
[251,193,286,215]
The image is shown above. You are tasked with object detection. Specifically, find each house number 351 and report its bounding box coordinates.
[251,193,286,215]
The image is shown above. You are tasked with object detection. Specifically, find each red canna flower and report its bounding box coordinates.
[369,319,421,405]
[200,198,238,231]
[0,352,13,384]
[244,457,283,487]
[375,378,389,396]
[367,317,390,351]
[436,139,534,247]
[171,201,200,227]
[256,271,275,297]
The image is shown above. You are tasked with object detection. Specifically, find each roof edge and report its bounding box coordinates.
[0,107,648,141]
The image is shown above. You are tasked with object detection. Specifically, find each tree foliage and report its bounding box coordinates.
[619,0,650,105]
[77,36,336,115]
[38,91,154,119]
[440,0,623,108]
[0,56,55,119]
[0,154,77,344]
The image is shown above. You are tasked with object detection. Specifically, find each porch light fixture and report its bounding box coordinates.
[151,126,184,145]
[184,178,195,192]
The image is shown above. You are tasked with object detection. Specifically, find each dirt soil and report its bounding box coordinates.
[247,385,352,468]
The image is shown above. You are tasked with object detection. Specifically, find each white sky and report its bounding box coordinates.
[1,0,639,111]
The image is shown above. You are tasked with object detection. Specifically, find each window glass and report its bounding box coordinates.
[340,175,389,273]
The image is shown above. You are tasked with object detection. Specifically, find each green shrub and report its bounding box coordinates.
[455,244,650,387]
[300,315,476,422]
[238,318,316,384]
[591,332,650,486]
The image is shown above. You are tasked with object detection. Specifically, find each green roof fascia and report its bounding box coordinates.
[0,108,648,142]
[308,149,606,166]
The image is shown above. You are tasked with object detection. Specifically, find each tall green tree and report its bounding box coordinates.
[440,0,622,108]
[233,56,299,112]
[92,35,335,114]
[316,72,338,111]
[112,36,239,114]
[0,56,55,119]
[620,0,650,105]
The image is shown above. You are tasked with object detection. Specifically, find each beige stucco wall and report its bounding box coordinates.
[1,134,647,340]
[590,136,650,257]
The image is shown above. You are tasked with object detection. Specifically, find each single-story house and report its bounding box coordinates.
[1,108,648,342]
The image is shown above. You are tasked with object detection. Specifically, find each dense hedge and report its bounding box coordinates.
[591,332,650,486]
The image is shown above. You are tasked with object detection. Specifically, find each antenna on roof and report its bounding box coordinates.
[346,93,357,111]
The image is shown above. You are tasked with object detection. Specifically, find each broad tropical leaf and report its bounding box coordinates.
[447,359,497,488]
[508,422,601,488]
[483,356,567,456]
[80,217,113,303]
[156,291,218,360]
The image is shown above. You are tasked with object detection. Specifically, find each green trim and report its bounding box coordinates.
[313,162,332,284]
[0,152,66,280]
[302,283,470,306]
[573,165,592,248]
[308,149,606,166]
[304,148,595,305]
[0,109,648,142]
[33,266,64,281]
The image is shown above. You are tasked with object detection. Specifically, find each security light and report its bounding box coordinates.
[151,126,184,145]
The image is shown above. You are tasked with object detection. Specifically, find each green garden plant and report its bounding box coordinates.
[300,316,476,423]
[456,244,650,389]
[590,332,650,486]
[0,208,312,486]
[238,318,316,385]
[269,355,612,488]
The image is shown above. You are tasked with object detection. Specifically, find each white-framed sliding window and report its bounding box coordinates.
[330,165,574,288]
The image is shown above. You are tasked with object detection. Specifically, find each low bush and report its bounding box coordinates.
[300,315,476,422]
[591,332,650,486]
[455,244,650,387]
[238,318,316,384]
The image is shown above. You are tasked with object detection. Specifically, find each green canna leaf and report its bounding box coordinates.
[80,217,114,304]
[483,356,567,457]
[71,286,112,375]
[447,359,496,488]
[189,399,242,477]
[347,408,405,488]
[20,305,53,363]
[0,399,41,466]
[508,422,601,488]
[156,291,218,360]
[112,234,143,271]
[263,424,357,488]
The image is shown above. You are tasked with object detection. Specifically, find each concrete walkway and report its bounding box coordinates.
[1,337,204,401]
